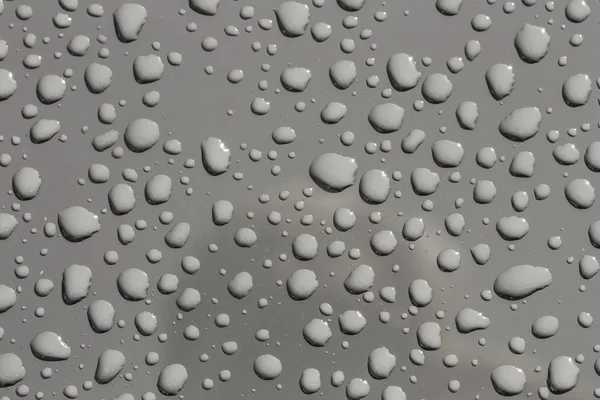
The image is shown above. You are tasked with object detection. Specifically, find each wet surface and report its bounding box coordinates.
[0,0,600,399]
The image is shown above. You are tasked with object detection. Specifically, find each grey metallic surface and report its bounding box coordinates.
[0,0,598,399]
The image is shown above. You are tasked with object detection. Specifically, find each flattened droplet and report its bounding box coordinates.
[311,22,332,42]
[485,63,515,100]
[382,386,407,400]
[84,63,112,94]
[473,180,497,204]
[87,300,115,333]
[514,24,550,63]
[299,368,321,394]
[455,101,478,130]
[470,244,491,265]
[23,54,42,69]
[509,151,535,178]
[133,54,164,84]
[201,137,231,175]
[212,200,233,225]
[163,139,181,154]
[565,0,590,23]
[447,56,464,73]
[30,119,61,144]
[493,264,552,300]
[12,167,41,200]
[0,353,26,388]
[227,272,253,299]
[92,129,119,151]
[585,141,600,172]
[33,278,54,298]
[292,233,318,260]
[436,0,463,15]
[30,331,71,361]
[508,337,527,354]
[234,227,257,247]
[387,53,421,91]
[275,1,310,37]
[553,143,580,165]
[251,357,284,386]
[145,174,172,205]
[370,230,397,256]
[411,168,440,195]
[124,118,160,153]
[422,73,453,103]
[58,206,100,242]
[113,3,147,43]
[190,0,220,15]
[403,218,425,241]
[472,13,491,31]
[309,153,357,192]
[565,178,595,209]
[588,220,600,248]
[321,101,347,124]
[532,315,559,338]
[346,378,370,400]
[333,208,356,231]
[562,73,591,107]
[117,224,135,245]
[402,129,426,153]
[465,40,481,61]
[437,248,461,272]
[67,35,90,56]
[165,222,191,248]
[107,183,136,215]
[416,321,442,350]
[287,269,318,300]
[431,139,464,167]
[53,14,73,29]
[579,254,599,279]
[547,356,579,394]
[176,288,201,311]
[445,213,466,236]
[117,268,149,301]
[496,216,529,240]
[344,264,374,294]
[0,284,16,312]
[499,107,541,142]
[303,319,332,346]
[409,279,432,307]
[455,308,490,333]
[368,103,404,133]
[490,365,527,396]
[135,311,158,335]
[37,75,66,104]
[337,0,365,11]
[62,264,92,305]
[281,67,312,92]
[339,310,367,334]
[0,213,18,240]
[95,349,126,384]
[251,97,270,115]
[272,126,296,144]
[0,41,7,62]
[368,347,396,379]
[329,60,356,89]
[0,69,17,100]
[359,169,390,204]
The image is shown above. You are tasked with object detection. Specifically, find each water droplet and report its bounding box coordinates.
[494,265,552,300]
[114,4,147,43]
